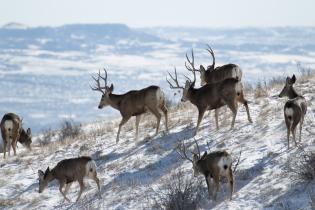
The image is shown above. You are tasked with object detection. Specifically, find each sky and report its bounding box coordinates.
[1,0,315,28]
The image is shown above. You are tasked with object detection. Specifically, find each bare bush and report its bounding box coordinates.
[149,169,205,210]
[38,127,56,146]
[59,120,82,141]
[254,81,269,98]
[285,150,315,183]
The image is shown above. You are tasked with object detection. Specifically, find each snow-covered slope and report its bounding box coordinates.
[0,74,314,210]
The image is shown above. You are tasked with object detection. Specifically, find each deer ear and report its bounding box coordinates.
[38,170,44,179]
[200,65,205,71]
[201,151,207,159]
[44,167,50,176]
[27,128,31,135]
[291,74,296,84]
[109,84,114,92]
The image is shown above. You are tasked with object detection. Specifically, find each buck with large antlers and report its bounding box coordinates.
[196,45,243,86]
[91,69,168,143]
[167,50,252,135]
[278,74,307,149]
[1,113,32,158]
[177,139,234,200]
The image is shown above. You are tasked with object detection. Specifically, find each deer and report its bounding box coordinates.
[167,50,252,135]
[196,45,243,86]
[91,69,168,143]
[189,46,252,129]
[1,113,32,158]
[278,74,307,149]
[177,139,234,200]
[38,156,101,202]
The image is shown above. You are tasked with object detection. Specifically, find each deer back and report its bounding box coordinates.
[52,156,92,182]
[205,64,242,84]
[118,85,164,116]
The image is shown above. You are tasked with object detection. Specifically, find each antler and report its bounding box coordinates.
[206,44,215,70]
[176,141,193,163]
[184,49,197,84]
[90,68,108,94]
[166,67,184,90]
[191,138,201,159]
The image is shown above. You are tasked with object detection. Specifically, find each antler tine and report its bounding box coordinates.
[193,138,201,159]
[185,49,197,84]
[166,67,184,90]
[176,141,193,163]
[206,141,211,151]
[90,69,106,94]
[206,44,215,68]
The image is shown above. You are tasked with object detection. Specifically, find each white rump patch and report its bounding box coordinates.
[4,120,14,131]
[85,160,97,178]
[285,108,294,117]
[217,155,232,175]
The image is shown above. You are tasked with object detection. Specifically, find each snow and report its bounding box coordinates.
[0,74,314,209]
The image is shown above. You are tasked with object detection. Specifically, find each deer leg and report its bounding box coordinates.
[11,142,16,156]
[59,181,70,202]
[93,174,101,196]
[195,109,206,136]
[292,126,297,147]
[287,127,290,149]
[116,116,130,143]
[63,182,72,201]
[215,109,219,130]
[76,179,86,202]
[205,175,213,198]
[228,167,234,200]
[3,141,7,159]
[160,105,169,132]
[243,101,253,123]
[213,175,220,201]
[135,115,141,141]
[226,101,238,129]
[149,108,162,135]
[299,116,304,142]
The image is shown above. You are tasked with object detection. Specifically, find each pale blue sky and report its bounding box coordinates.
[1,0,314,27]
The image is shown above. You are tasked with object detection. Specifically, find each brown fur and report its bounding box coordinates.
[38,156,101,202]
[1,113,32,158]
[279,75,307,148]
[92,70,168,143]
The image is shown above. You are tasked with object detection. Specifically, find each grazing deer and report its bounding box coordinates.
[38,156,101,202]
[196,45,243,86]
[1,113,32,158]
[91,69,168,143]
[278,74,307,149]
[177,140,234,200]
[167,51,252,135]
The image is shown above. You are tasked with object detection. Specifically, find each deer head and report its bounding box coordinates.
[19,128,32,150]
[91,69,114,109]
[38,167,52,193]
[177,139,206,177]
[278,74,296,98]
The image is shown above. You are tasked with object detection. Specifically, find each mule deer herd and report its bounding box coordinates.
[0,44,308,203]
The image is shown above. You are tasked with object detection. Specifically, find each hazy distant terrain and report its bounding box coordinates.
[1,23,315,132]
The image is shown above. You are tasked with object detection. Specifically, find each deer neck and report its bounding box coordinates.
[288,87,299,99]
[108,93,124,110]
[187,88,199,106]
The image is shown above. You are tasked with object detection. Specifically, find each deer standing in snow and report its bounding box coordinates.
[1,113,32,158]
[189,46,252,129]
[278,74,307,149]
[177,140,234,200]
[167,51,251,135]
[38,156,101,202]
[91,69,168,143]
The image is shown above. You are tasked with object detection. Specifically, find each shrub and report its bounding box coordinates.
[59,120,82,141]
[285,150,315,183]
[38,127,56,146]
[149,169,205,210]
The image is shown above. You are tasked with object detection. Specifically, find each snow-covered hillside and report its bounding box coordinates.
[0,74,314,209]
